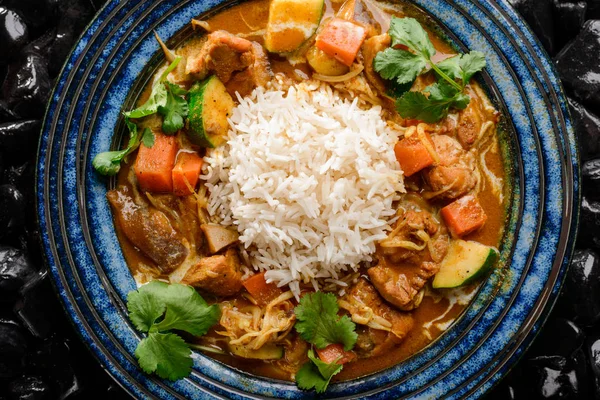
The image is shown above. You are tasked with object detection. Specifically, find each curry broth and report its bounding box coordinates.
[111,0,509,383]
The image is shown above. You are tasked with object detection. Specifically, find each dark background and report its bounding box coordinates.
[0,0,599,398]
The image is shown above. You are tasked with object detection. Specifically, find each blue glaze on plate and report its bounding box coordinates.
[36,0,579,398]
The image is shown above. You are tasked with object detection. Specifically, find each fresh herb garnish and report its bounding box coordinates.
[127,281,221,381]
[93,57,187,176]
[124,57,182,120]
[159,82,189,134]
[294,292,357,351]
[374,16,486,123]
[296,349,343,394]
[294,292,357,393]
[92,119,142,176]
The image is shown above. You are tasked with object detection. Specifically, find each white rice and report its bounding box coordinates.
[203,81,404,297]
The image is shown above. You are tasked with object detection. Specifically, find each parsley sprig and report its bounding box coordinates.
[294,292,357,393]
[127,281,220,381]
[93,57,188,176]
[374,16,486,123]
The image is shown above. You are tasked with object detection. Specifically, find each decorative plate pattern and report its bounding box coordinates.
[36,0,580,398]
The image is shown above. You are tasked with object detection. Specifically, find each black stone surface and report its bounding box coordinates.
[0,0,597,398]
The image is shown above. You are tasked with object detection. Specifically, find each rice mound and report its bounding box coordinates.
[203,81,405,296]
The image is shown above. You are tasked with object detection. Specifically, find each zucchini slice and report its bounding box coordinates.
[432,240,498,289]
[265,0,325,53]
[187,76,234,148]
[228,343,284,360]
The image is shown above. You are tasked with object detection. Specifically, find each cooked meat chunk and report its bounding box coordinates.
[181,248,243,296]
[277,335,309,375]
[457,90,483,149]
[186,30,272,97]
[368,260,439,310]
[107,187,188,272]
[362,34,390,95]
[339,279,414,357]
[380,202,441,264]
[374,199,448,310]
[422,134,477,200]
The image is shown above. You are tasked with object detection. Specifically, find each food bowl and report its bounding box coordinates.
[36,0,579,398]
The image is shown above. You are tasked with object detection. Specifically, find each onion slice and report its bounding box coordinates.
[312,65,365,82]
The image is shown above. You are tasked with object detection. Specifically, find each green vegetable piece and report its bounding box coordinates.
[388,16,435,59]
[158,82,189,134]
[187,75,234,148]
[373,48,427,85]
[294,292,357,351]
[135,332,193,381]
[432,240,498,289]
[296,349,343,393]
[141,128,155,148]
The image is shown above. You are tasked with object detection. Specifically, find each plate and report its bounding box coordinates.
[36,0,580,398]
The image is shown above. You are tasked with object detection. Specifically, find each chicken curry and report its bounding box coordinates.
[95,0,510,392]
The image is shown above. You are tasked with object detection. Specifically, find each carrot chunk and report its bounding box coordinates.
[134,133,178,193]
[172,152,204,196]
[394,132,435,177]
[242,271,284,305]
[441,195,488,237]
[316,18,367,66]
[316,344,357,365]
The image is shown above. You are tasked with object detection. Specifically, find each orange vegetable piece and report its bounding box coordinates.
[134,133,178,193]
[242,271,284,306]
[172,152,204,196]
[316,18,367,66]
[316,344,357,365]
[441,195,488,238]
[394,132,435,177]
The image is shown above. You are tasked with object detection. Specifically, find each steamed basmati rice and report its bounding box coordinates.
[203,81,405,297]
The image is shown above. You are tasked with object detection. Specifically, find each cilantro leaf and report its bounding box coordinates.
[388,16,435,59]
[436,51,486,86]
[127,282,221,381]
[141,128,155,148]
[125,83,168,119]
[294,292,357,351]
[296,349,343,394]
[91,149,128,176]
[158,82,188,134]
[458,51,486,83]
[135,332,193,381]
[396,81,470,123]
[128,281,220,337]
[92,118,142,176]
[150,283,220,337]
[127,282,166,332]
[373,48,427,85]
[124,57,181,120]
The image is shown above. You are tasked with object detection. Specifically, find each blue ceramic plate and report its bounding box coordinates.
[36,0,580,398]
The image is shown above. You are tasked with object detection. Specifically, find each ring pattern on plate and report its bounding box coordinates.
[36,0,579,398]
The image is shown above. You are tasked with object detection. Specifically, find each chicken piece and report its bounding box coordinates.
[368,260,439,310]
[107,187,188,273]
[379,202,441,265]
[181,248,243,296]
[457,90,483,149]
[277,335,309,376]
[340,279,414,357]
[362,34,390,95]
[186,30,272,97]
[422,134,477,201]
